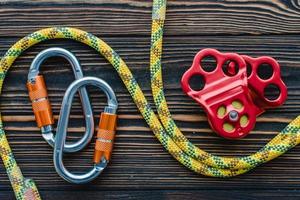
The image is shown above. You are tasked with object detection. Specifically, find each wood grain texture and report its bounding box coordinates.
[1,0,300,199]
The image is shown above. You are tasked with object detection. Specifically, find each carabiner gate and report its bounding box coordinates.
[53,76,118,184]
[27,47,94,152]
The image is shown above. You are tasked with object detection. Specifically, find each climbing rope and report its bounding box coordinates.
[149,0,300,175]
[0,0,300,199]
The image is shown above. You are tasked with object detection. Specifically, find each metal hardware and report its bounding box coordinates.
[229,110,239,122]
[27,48,118,183]
[54,76,118,184]
[27,47,94,152]
[242,55,287,109]
[181,48,287,139]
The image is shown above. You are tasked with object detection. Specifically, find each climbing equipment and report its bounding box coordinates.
[27,47,118,184]
[0,0,299,199]
[181,48,287,139]
[27,47,94,152]
[242,54,287,107]
[54,76,117,184]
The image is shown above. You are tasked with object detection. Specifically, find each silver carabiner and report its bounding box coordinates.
[27,47,94,153]
[54,76,118,184]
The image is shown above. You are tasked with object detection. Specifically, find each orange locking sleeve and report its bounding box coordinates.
[27,75,54,128]
[94,112,117,164]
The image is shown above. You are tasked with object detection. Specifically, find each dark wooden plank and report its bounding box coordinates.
[1,0,300,37]
[3,190,300,200]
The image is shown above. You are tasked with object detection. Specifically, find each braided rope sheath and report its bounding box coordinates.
[150,0,300,175]
[0,0,299,199]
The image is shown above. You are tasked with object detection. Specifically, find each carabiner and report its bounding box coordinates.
[27,47,94,152]
[54,76,118,184]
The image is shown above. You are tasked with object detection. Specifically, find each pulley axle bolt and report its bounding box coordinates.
[229,110,239,122]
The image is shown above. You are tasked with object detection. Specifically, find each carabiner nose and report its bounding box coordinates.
[54,76,118,184]
[27,47,94,153]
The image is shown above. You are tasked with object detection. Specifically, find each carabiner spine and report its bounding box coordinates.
[94,112,117,164]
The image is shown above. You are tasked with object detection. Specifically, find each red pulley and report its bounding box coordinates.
[181,48,287,139]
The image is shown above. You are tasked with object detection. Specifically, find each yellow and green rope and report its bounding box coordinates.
[0,0,299,199]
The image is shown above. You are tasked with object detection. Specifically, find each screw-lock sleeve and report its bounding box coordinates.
[94,112,117,163]
[27,75,54,128]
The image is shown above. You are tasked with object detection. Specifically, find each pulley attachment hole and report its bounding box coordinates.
[257,63,273,80]
[222,60,239,76]
[223,123,235,133]
[264,84,281,101]
[232,100,243,110]
[217,106,227,118]
[189,74,205,91]
[200,56,217,72]
[240,115,249,127]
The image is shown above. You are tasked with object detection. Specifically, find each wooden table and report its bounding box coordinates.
[1,1,300,199]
